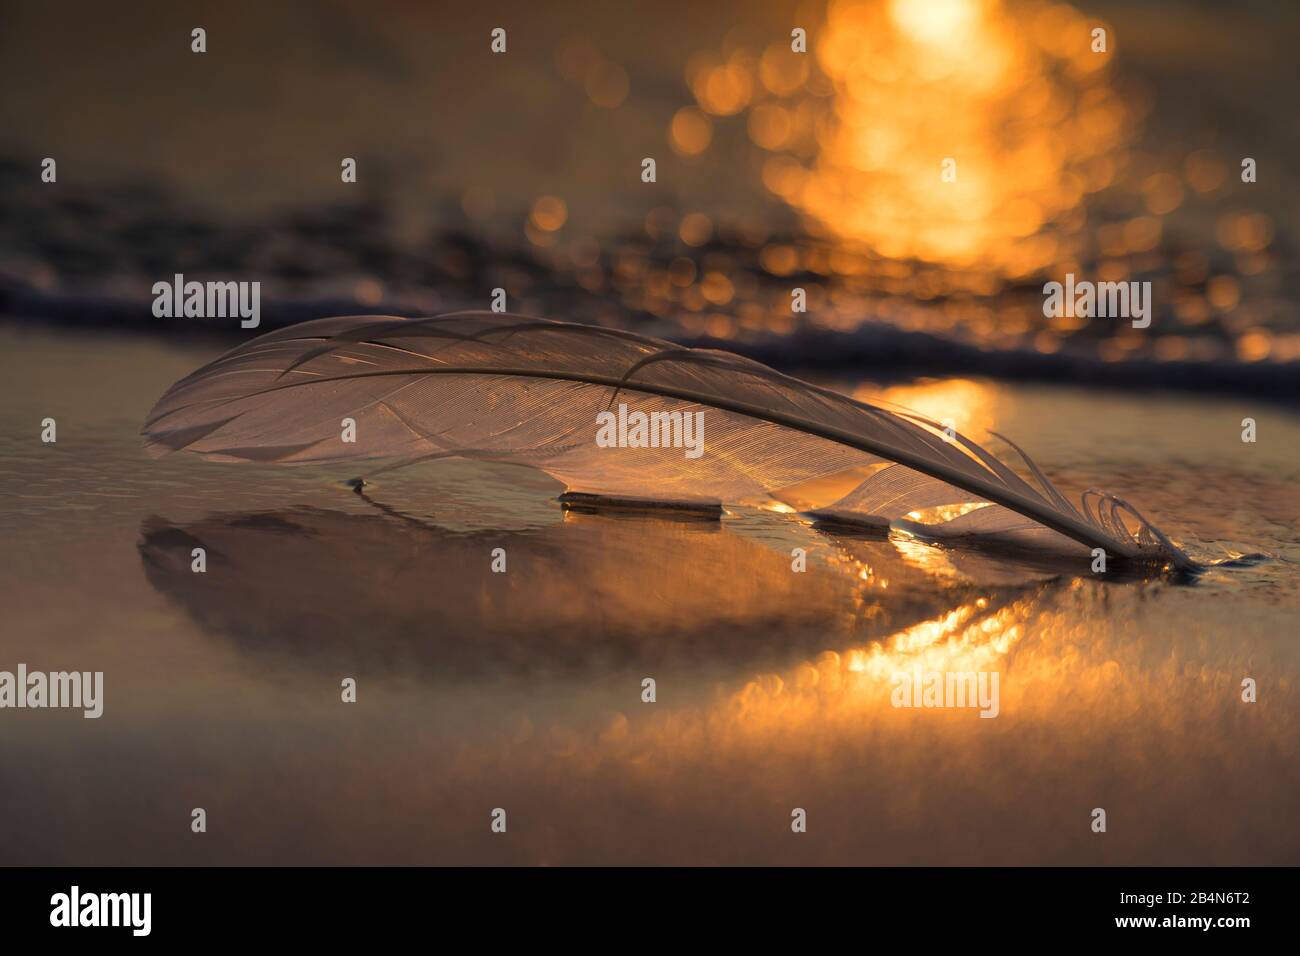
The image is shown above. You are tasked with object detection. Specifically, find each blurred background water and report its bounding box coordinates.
[1,0,1298,864]
[1,0,1298,383]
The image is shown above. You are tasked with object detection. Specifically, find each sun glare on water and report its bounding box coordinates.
[888,0,982,47]
[690,0,1129,277]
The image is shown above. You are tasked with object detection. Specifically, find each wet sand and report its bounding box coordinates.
[1,323,1296,865]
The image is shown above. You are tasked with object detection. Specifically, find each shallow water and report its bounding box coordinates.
[1,322,1297,864]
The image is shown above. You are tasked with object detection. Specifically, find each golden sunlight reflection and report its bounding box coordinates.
[694,592,1030,740]
[855,377,1003,438]
[806,0,1123,272]
[656,3,1289,364]
[890,533,973,580]
[485,589,1040,774]
[477,577,1295,800]
[766,378,1004,513]
[904,502,992,523]
[692,0,1131,276]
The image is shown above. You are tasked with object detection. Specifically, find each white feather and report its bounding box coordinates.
[142,312,1194,568]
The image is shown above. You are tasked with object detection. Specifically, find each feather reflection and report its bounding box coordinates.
[139,507,1052,682]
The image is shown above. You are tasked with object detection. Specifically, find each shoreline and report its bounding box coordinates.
[5,297,1297,401]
